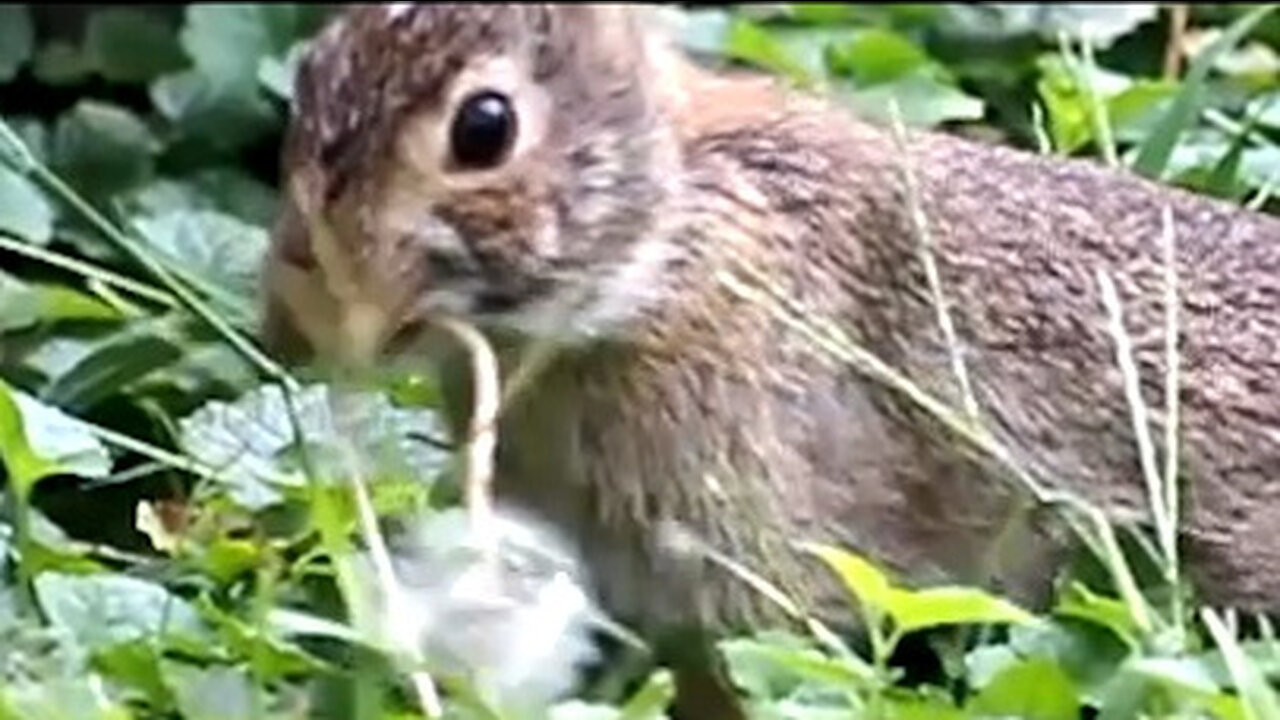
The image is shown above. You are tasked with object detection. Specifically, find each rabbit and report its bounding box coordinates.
[260,4,1280,717]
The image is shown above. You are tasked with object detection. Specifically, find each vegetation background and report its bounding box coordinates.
[1,3,1279,719]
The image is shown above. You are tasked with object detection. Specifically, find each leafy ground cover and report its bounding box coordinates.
[1,4,1279,719]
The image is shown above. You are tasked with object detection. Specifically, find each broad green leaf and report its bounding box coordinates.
[0,166,53,244]
[803,544,895,616]
[163,662,255,720]
[0,270,41,333]
[0,381,111,494]
[85,8,186,84]
[0,676,134,720]
[177,383,449,510]
[1053,582,1141,648]
[50,101,160,205]
[0,5,34,82]
[963,644,1020,689]
[887,586,1038,635]
[179,4,316,91]
[968,658,1080,720]
[827,28,932,87]
[720,635,873,701]
[618,669,675,720]
[35,572,209,651]
[674,8,733,57]
[843,71,986,127]
[42,325,185,412]
[150,70,279,153]
[724,19,816,85]
[258,42,310,101]
[1133,4,1278,178]
[942,4,1158,49]
[130,209,269,323]
[31,42,91,86]
[94,640,175,710]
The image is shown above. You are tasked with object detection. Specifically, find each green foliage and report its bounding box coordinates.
[1,3,1279,719]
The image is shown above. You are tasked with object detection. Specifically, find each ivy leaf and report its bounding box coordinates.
[0,165,54,244]
[130,209,270,324]
[0,5,34,82]
[178,383,450,510]
[841,71,986,128]
[162,662,256,720]
[34,571,210,651]
[0,380,111,495]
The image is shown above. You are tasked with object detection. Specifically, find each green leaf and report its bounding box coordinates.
[841,71,986,128]
[720,634,873,701]
[0,271,119,334]
[177,383,450,510]
[803,544,895,616]
[724,19,816,85]
[618,669,675,720]
[31,42,92,86]
[41,324,185,413]
[942,4,1158,49]
[968,658,1080,720]
[94,640,175,710]
[1132,4,1278,178]
[886,586,1038,635]
[0,5,34,82]
[1053,582,1141,647]
[85,8,186,84]
[179,4,301,90]
[150,70,278,153]
[827,28,932,86]
[162,662,256,720]
[0,381,111,494]
[0,166,54,244]
[130,209,269,324]
[35,571,210,651]
[258,42,309,101]
[50,101,160,205]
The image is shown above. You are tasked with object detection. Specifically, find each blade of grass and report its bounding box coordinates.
[1132,5,1277,179]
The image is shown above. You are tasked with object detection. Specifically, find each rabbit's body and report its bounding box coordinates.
[262,4,1280,714]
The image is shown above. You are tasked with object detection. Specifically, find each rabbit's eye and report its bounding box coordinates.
[449,90,517,170]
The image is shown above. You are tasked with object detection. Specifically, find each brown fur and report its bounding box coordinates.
[262,4,1280,715]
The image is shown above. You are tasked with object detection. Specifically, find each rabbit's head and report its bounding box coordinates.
[274,4,688,356]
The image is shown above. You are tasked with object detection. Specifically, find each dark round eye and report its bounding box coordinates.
[449,90,517,170]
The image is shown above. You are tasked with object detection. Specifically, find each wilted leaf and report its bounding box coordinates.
[178,383,450,510]
[968,658,1080,720]
[887,586,1038,635]
[0,5,34,82]
[85,8,186,84]
[0,165,54,244]
[35,571,209,651]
